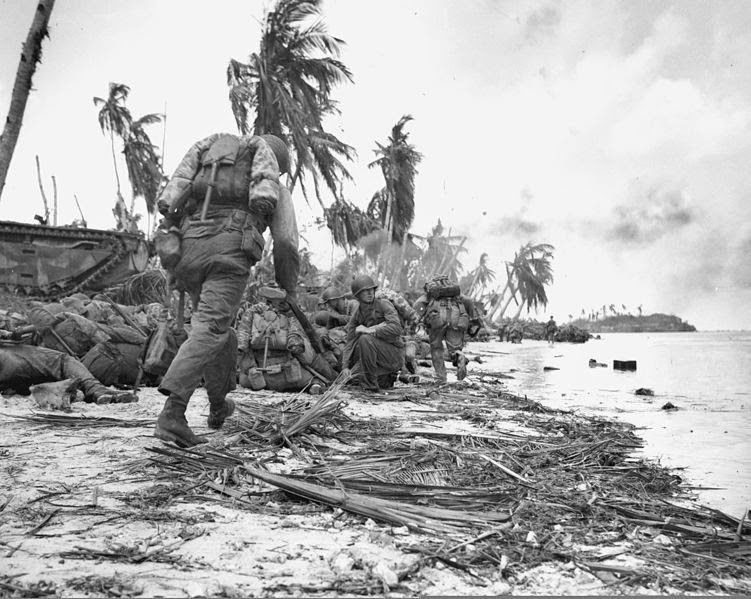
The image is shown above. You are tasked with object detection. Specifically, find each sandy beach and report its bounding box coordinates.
[1,365,749,597]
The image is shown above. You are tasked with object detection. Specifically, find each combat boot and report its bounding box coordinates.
[154,395,207,447]
[207,397,236,430]
[455,352,469,381]
[430,348,447,384]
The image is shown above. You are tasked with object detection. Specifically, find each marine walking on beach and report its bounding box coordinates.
[413,275,479,384]
[152,133,300,447]
[546,315,558,345]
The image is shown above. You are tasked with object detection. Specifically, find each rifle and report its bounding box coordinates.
[285,293,324,355]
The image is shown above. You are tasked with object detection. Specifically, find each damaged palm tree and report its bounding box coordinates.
[0,0,56,201]
[227,0,355,208]
[368,115,422,286]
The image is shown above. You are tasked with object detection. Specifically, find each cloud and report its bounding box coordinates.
[524,5,561,41]
[608,184,694,244]
[726,225,751,289]
[608,77,751,160]
[488,187,542,238]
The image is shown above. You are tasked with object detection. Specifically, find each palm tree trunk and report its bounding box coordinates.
[51,174,57,225]
[512,298,526,321]
[440,236,466,278]
[34,155,49,223]
[434,228,453,276]
[394,235,409,290]
[110,130,122,196]
[378,192,394,285]
[0,0,56,201]
[495,286,518,322]
[468,268,482,298]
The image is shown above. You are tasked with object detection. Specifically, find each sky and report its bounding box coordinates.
[1,0,750,330]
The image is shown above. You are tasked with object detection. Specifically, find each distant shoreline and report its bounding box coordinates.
[571,312,696,334]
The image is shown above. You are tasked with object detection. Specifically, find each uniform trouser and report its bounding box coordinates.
[158,229,250,404]
[427,326,466,381]
[348,335,403,390]
[0,345,108,401]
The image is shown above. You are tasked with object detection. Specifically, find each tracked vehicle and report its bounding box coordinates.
[0,220,150,298]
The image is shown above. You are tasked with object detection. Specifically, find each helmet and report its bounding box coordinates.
[258,286,287,301]
[321,286,346,303]
[260,134,290,175]
[351,274,377,297]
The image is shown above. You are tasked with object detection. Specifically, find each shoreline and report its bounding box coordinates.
[467,334,751,519]
[1,370,749,596]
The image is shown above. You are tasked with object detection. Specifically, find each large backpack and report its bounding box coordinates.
[425,275,461,300]
[249,309,289,351]
[191,135,276,216]
[191,134,253,208]
[376,290,416,328]
[424,296,470,332]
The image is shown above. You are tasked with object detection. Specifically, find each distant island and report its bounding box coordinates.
[571,313,696,333]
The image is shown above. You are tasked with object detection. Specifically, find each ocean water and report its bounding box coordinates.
[465,331,751,517]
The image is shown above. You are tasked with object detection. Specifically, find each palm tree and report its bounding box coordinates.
[93,82,132,200]
[490,243,554,322]
[367,115,422,246]
[323,198,378,250]
[511,245,554,319]
[0,0,56,201]
[226,0,355,208]
[463,253,496,298]
[405,220,466,289]
[123,112,165,220]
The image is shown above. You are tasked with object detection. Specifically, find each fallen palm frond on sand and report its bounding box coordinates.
[2,412,152,428]
[145,444,510,536]
[227,371,351,446]
[131,378,751,593]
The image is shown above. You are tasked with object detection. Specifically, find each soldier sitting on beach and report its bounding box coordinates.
[236,287,338,394]
[313,286,357,328]
[341,275,404,392]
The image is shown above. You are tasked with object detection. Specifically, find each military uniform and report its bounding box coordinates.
[546,317,558,343]
[0,345,135,404]
[313,298,358,328]
[341,297,404,391]
[413,291,476,383]
[236,290,337,392]
[154,134,299,445]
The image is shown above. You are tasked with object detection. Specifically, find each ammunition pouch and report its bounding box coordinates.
[241,220,265,262]
[467,319,482,338]
[241,367,267,390]
[154,226,183,270]
[257,354,309,391]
